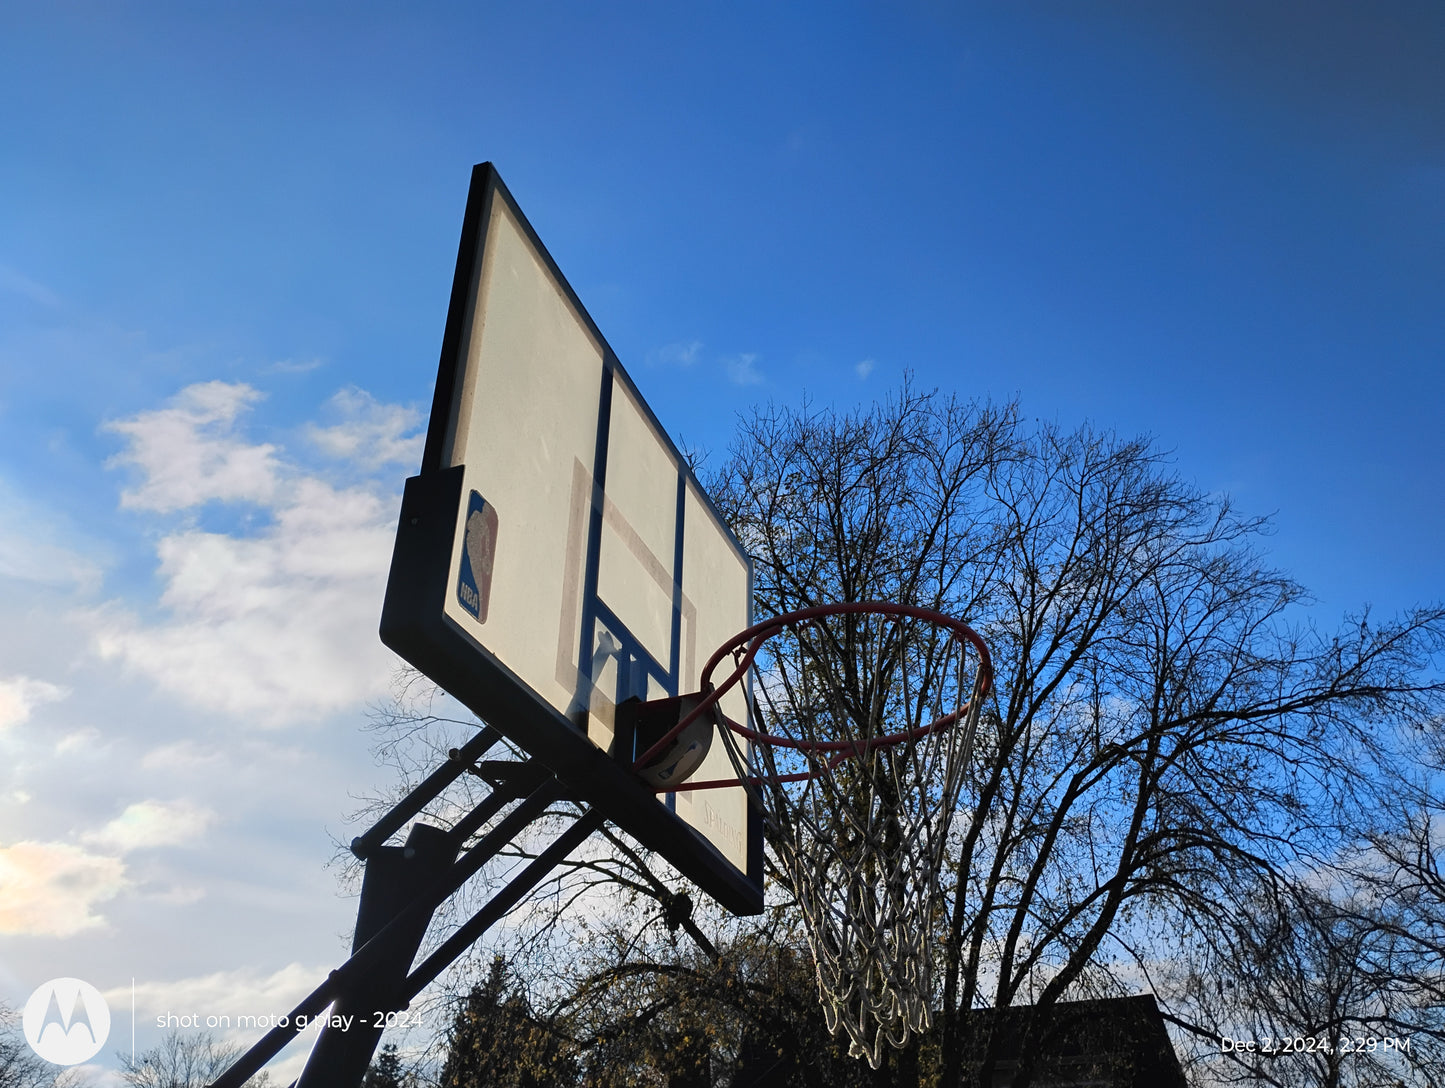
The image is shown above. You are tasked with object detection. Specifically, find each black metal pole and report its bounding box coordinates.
[210,775,566,1088]
[291,823,456,1088]
[349,725,502,860]
[400,806,606,1000]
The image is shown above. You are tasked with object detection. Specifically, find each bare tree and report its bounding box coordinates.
[1166,876,1433,1087]
[1161,657,1445,1086]
[360,379,1444,1087]
[119,1030,271,1088]
[701,380,1445,1088]
[0,1003,67,1088]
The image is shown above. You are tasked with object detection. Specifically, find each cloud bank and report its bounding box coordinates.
[92,381,415,726]
[0,840,127,937]
[0,675,68,731]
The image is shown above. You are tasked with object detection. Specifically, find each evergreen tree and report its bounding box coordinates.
[441,958,577,1088]
[361,1043,406,1088]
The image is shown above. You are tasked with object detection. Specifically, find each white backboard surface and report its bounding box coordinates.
[398,164,757,898]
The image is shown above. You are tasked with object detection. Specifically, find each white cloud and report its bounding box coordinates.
[105,381,281,513]
[140,740,226,771]
[54,726,103,755]
[724,352,763,386]
[0,264,61,307]
[109,962,333,1080]
[306,386,423,470]
[94,383,405,725]
[0,840,127,936]
[855,358,875,379]
[0,674,68,730]
[82,799,217,852]
[114,962,324,1023]
[653,340,703,367]
[45,1063,123,1088]
[92,476,397,724]
[265,356,325,374]
[0,479,103,590]
[141,883,207,906]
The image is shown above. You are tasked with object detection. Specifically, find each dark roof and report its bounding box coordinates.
[958,994,1187,1088]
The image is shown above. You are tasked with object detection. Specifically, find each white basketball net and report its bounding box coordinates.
[712,606,988,1069]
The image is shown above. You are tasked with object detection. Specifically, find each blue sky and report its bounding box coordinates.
[1,2,1441,1080]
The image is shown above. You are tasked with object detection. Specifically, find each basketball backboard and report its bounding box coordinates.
[380,163,762,914]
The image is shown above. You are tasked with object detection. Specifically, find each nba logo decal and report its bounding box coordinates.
[458,491,499,622]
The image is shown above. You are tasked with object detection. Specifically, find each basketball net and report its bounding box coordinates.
[705,603,991,1069]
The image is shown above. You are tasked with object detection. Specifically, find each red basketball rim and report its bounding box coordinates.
[632,601,992,789]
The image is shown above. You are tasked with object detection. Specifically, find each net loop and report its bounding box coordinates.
[702,602,991,1068]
